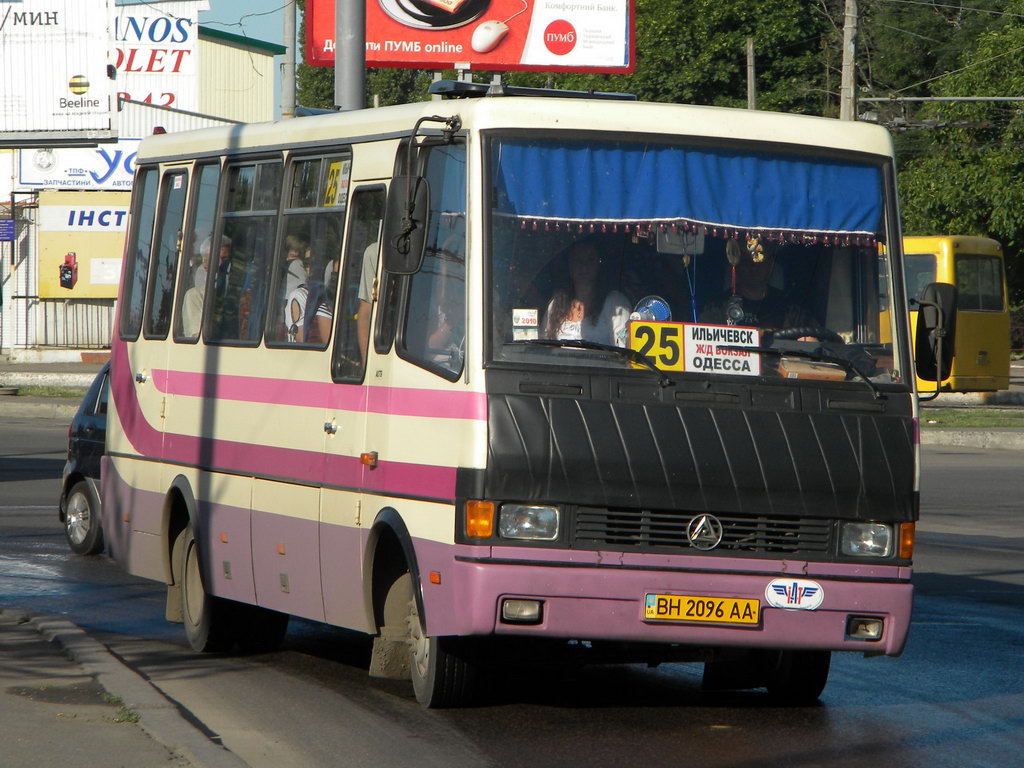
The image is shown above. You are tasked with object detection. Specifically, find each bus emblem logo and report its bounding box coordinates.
[687,514,723,550]
[765,579,824,610]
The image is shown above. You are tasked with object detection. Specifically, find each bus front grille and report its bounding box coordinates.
[572,507,833,557]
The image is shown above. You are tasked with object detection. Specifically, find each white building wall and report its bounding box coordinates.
[198,34,279,124]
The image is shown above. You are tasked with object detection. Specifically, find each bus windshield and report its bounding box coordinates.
[488,135,905,385]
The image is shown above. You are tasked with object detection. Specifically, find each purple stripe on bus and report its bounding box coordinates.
[111,340,459,499]
[111,340,163,458]
[150,367,488,420]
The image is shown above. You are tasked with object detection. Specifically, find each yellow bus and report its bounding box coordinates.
[103,80,944,708]
[904,235,1009,392]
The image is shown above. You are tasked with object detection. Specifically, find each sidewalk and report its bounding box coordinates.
[0,609,247,768]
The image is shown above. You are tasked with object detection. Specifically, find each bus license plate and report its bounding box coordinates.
[644,594,760,625]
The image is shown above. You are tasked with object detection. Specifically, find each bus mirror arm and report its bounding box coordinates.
[914,282,958,400]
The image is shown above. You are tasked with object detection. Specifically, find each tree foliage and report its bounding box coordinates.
[892,0,1024,302]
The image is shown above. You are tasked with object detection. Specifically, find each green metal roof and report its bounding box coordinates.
[199,25,286,56]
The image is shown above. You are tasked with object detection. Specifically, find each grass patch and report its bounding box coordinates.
[15,385,87,399]
[920,407,1024,429]
[103,693,141,723]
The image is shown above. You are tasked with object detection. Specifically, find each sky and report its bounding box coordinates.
[198,0,288,50]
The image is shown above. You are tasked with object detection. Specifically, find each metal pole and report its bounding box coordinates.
[281,0,296,117]
[335,0,366,111]
[839,0,858,120]
[746,37,756,110]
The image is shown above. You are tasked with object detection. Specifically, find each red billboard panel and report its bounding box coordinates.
[306,0,634,73]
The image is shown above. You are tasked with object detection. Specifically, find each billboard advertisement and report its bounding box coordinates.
[0,0,116,142]
[306,0,634,73]
[37,189,127,299]
[18,138,139,190]
[113,0,205,112]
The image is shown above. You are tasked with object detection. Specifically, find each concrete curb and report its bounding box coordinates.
[918,428,1024,451]
[26,612,250,768]
[0,398,79,420]
[0,372,97,388]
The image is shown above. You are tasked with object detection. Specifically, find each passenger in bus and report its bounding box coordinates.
[312,254,342,343]
[417,230,466,370]
[180,236,213,338]
[542,238,630,347]
[283,235,308,296]
[356,241,380,362]
[284,254,338,344]
[213,235,250,338]
[700,240,819,335]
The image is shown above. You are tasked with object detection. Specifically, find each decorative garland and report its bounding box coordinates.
[512,216,879,247]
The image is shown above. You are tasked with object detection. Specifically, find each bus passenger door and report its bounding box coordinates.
[109,167,190,582]
[321,186,386,631]
[952,250,1010,391]
[133,168,190,461]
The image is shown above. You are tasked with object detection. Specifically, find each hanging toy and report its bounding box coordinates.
[746,236,765,263]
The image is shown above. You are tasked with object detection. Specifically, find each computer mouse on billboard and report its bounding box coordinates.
[471,20,509,53]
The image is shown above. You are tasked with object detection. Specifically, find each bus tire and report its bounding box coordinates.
[179,525,235,653]
[63,480,104,556]
[765,649,831,705]
[397,572,478,708]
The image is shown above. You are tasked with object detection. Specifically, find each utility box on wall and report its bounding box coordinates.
[59,252,78,289]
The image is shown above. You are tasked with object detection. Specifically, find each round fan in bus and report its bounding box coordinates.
[630,295,672,322]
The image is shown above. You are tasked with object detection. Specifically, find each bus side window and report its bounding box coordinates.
[144,170,189,340]
[119,167,159,340]
[398,142,467,379]
[174,163,221,343]
[332,186,385,382]
[268,153,350,348]
[208,161,281,344]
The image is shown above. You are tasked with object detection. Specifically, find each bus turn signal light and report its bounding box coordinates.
[465,500,495,539]
[899,522,915,559]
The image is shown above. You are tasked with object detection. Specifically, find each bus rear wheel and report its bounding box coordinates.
[179,525,235,653]
[396,572,478,708]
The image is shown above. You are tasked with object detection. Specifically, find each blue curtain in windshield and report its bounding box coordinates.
[492,139,883,238]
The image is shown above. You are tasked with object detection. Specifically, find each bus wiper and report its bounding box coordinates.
[719,345,883,399]
[509,339,674,388]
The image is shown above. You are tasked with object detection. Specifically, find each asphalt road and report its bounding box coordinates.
[1,416,1022,767]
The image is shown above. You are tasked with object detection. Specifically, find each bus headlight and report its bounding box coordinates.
[840,522,893,557]
[498,504,560,541]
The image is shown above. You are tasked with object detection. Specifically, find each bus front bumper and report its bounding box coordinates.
[424,552,913,657]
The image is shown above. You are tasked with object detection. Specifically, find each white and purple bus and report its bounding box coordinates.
[103,82,951,707]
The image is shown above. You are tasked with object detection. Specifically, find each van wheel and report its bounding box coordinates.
[64,480,104,555]
[399,572,478,708]
[179,525,235,652]
[765,649,831,705]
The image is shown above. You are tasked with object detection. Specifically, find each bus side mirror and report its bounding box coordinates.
[914,281,958,382]
[382,175,430,275]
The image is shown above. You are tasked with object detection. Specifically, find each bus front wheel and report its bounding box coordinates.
[179,525,235,653]
[396,572,478,707]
